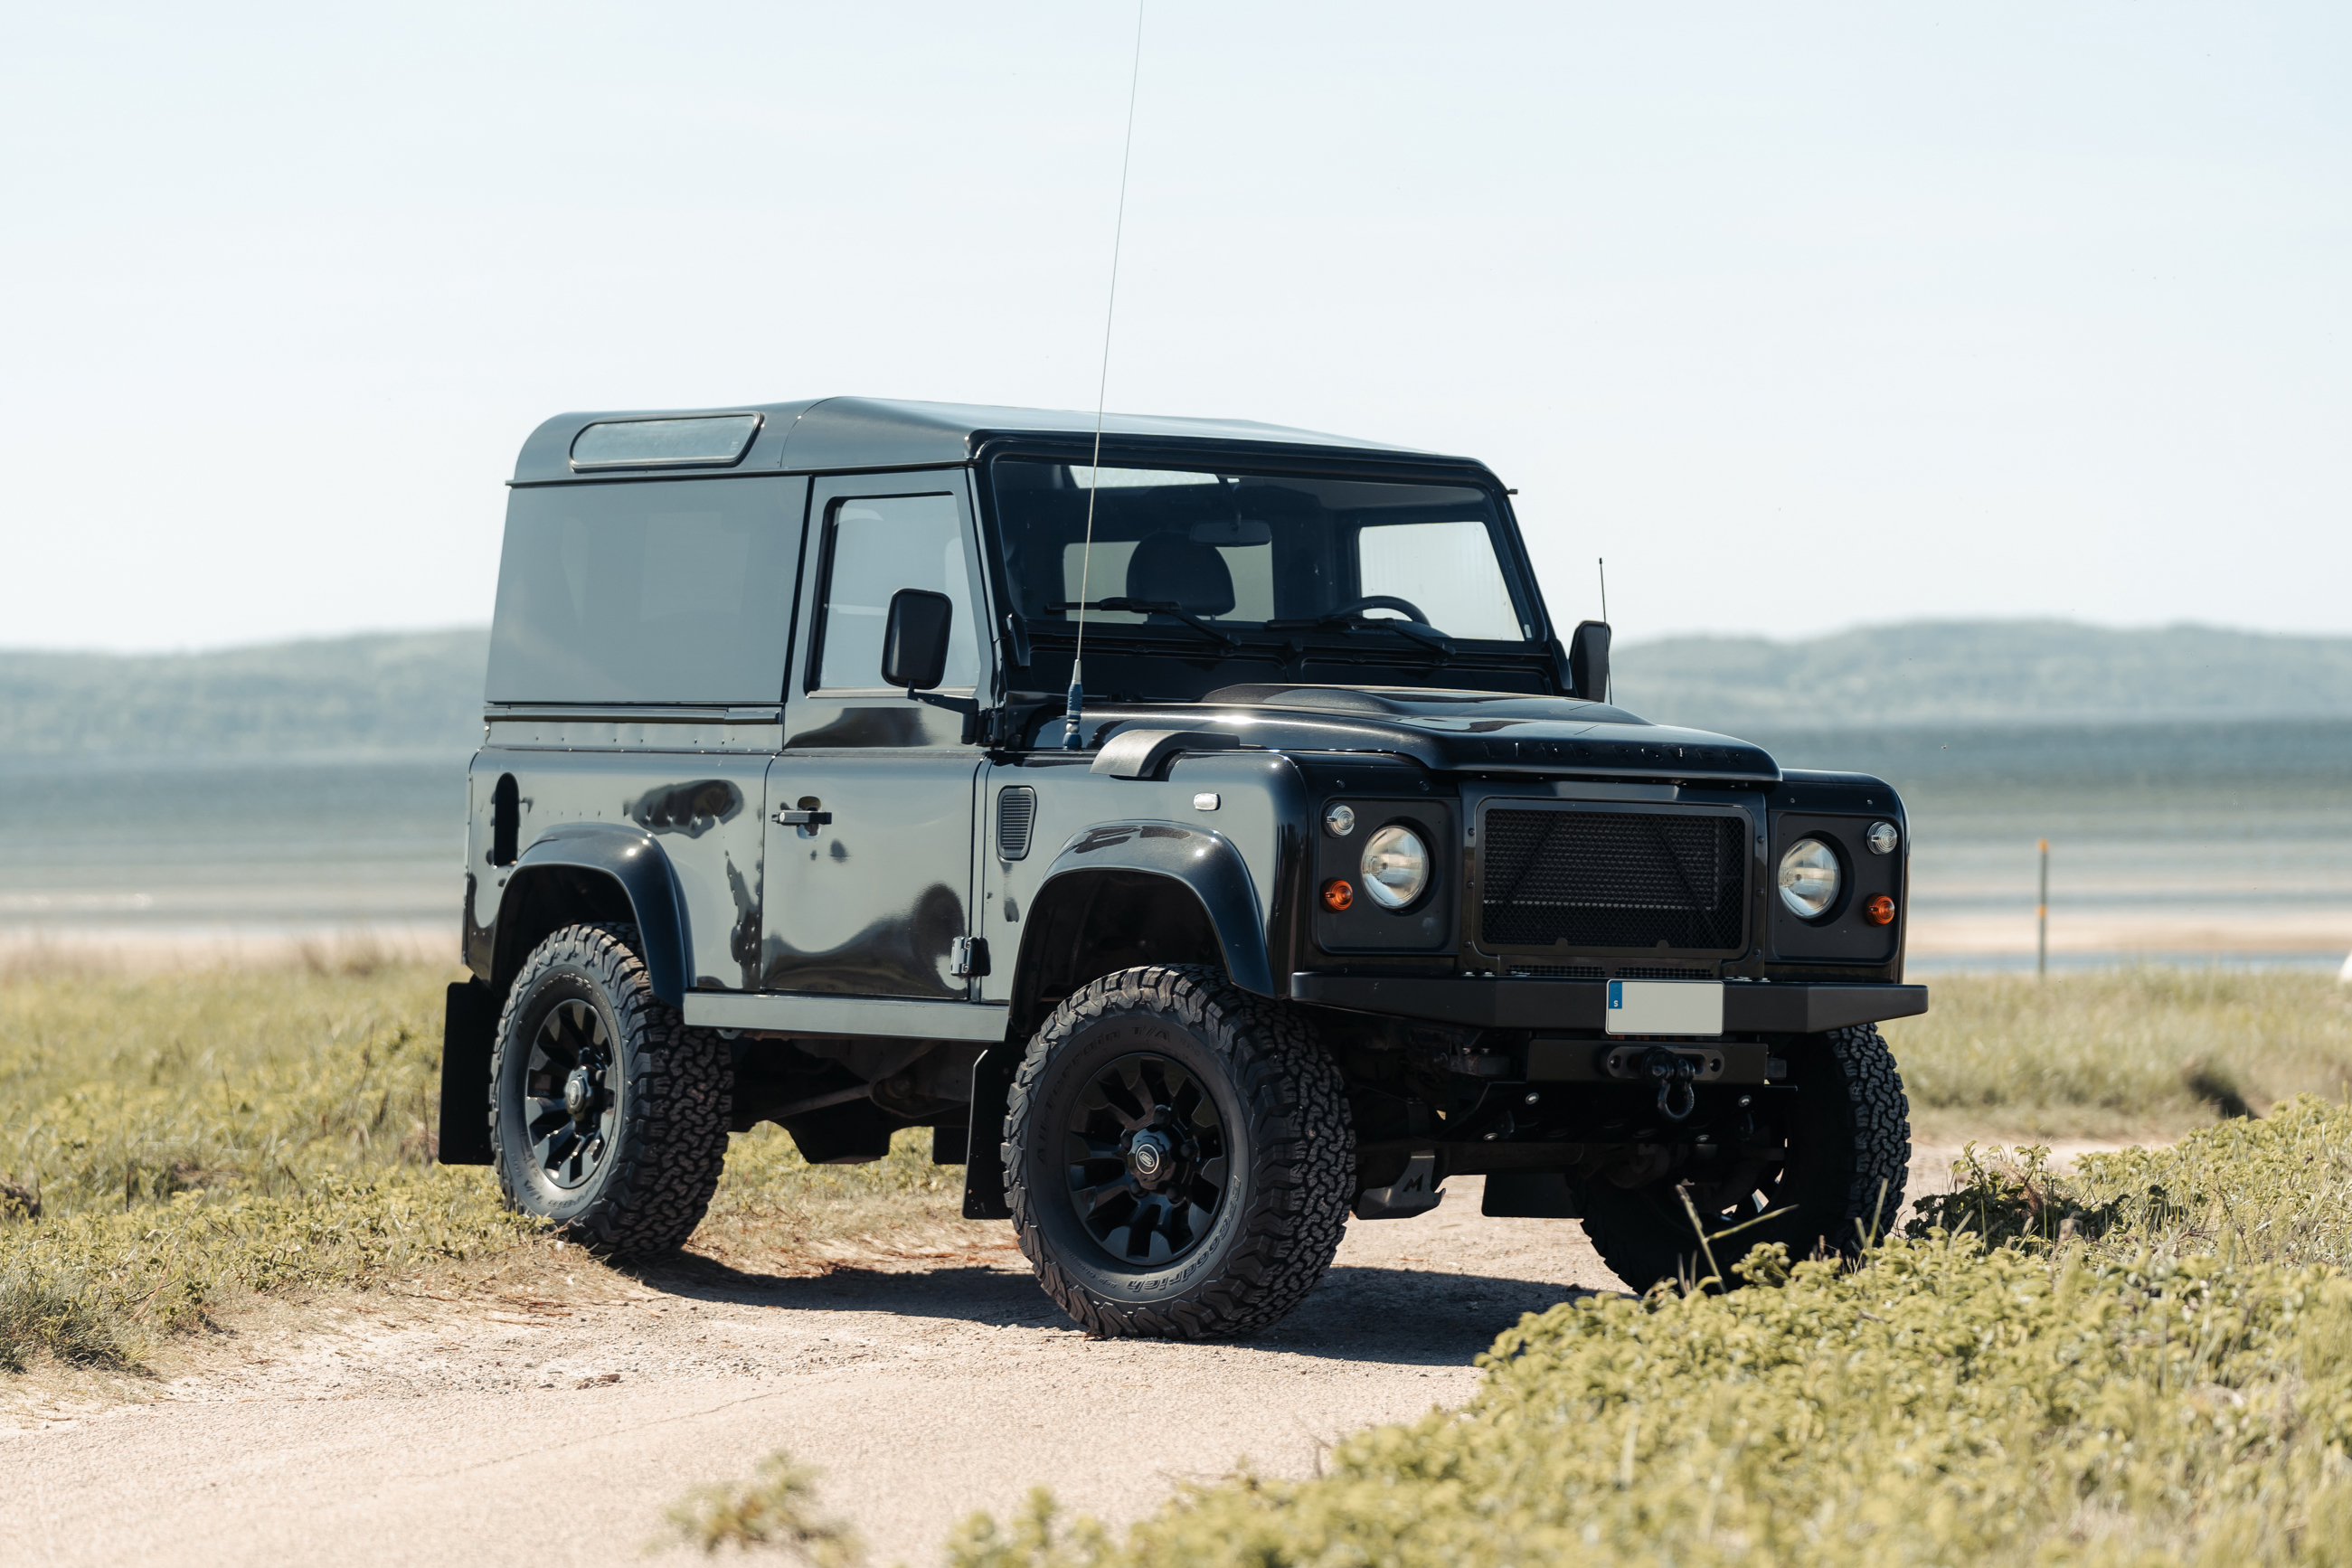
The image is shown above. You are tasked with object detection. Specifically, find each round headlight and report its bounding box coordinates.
[1361,825,1430,910]
[1777,838,1841,920]
[1323,803,1356,837]
[1866,820,1899,855]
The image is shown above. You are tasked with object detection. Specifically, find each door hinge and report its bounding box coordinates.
[950,937,991,978]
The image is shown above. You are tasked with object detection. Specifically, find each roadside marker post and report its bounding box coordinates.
[2037,838,2049,980]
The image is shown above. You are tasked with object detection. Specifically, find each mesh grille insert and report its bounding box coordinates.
[1480,808,1746,951]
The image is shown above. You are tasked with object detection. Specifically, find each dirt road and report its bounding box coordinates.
[3,1146,2039,1566]
[4,1177,1622,1566]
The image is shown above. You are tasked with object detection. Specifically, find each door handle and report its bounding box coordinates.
[775,808,833,827]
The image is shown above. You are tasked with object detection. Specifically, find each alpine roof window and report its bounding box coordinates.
[571,414,761,470]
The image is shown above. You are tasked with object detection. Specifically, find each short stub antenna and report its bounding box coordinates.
[1598,557,1609,625]
[1063,0,1148,751]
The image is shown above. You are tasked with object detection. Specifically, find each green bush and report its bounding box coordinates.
[947,1100,2352,1568]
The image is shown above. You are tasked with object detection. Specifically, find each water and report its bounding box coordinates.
[0,751,464,950]
[1757,719,2352,970]
[4,722,2347,969]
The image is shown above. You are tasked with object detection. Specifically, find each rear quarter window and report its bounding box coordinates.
[486,477,798,704]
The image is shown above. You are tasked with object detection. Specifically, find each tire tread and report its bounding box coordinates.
[1004,965,1353,1339]
[489,922,732,1261]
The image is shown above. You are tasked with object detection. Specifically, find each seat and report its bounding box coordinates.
[1125,532,1235,617]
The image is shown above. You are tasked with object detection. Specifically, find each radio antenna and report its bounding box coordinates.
[1063,0,1147,751]
[1597,558,1611,703]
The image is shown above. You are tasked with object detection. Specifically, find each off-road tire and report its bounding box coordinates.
[490,922,732,1260]
[1004,965,1354,1339]
[1580,1023,1910,1292]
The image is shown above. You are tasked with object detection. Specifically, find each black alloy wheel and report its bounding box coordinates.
[489,922,732,1260]
[1578,1023,1912,1294]
[1005,965,1354,1340]
[1063,1053,1230,1265]
[522,998,620,1190]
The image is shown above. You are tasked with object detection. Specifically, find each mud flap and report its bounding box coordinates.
[1480,1171,1583,1218]
[437,979,499,1165]
[961,1048,1016,1219]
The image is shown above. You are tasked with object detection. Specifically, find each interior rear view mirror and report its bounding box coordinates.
[882,589,953,691]
[1188,518,1272,547]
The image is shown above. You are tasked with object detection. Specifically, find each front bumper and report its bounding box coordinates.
[1288,974,1927,1034]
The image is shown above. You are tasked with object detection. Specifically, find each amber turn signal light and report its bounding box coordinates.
[1321,879,1355,912]
[1864,894,1895,926]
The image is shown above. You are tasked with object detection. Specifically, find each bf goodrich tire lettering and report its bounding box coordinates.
[490,922,732,1260]
[1004,965,1355,1339]
[1580,1023,1912,1292]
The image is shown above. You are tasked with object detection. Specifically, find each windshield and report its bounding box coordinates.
[988,458,1534,643]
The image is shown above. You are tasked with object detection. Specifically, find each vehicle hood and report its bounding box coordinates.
[1085,684,1781,783]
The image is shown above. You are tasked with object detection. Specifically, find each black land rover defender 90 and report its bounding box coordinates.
[439,398,1922,1338]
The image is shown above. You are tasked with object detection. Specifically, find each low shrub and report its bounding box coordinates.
[947,1100,2352,1567]
[657,1449,866,1563]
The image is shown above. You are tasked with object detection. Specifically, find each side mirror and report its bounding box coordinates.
[882,589,954,692]
[1568,619,1611,704]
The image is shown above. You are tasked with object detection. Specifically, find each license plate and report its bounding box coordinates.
[1606,980,1724,1037]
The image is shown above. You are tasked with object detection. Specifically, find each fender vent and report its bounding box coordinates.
[997,786,1036,861]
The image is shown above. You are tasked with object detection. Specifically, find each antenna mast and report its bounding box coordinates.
[1063,0,1148,750]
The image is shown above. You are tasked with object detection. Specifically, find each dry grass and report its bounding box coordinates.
[1887,968,2352,1140]
[0,961,980,1374]
[7,959,2345,1379]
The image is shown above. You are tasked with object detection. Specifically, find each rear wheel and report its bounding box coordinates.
[1579,1023,1910,1292]
[490,922,732,1260]
[1004,965,1354,1339]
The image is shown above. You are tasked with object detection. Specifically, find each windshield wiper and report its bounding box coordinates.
[1267,611,1455,658]
[1047,599,1240,651]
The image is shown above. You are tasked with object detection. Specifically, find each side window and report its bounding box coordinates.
[1355,519,1525,640]
[814,493,983,691]
[486,477,798,703]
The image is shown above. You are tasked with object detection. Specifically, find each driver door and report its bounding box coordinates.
[760,472,991,1003]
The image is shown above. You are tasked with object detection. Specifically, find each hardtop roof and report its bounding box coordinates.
[511,396,1464,484]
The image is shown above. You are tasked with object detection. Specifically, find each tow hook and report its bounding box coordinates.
[1640,1045,1700,1122]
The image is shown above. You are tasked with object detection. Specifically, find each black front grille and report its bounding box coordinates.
[1507,962,1607,980]
[1479,808,1747,951]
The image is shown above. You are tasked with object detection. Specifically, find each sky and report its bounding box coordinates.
[2,2,2346,654]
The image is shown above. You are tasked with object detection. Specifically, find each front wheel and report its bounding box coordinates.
[1579,1023,1911,1292]
[1004,966,1355,1339]
[490,922,732,1260]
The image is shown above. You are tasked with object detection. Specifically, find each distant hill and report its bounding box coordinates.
[1614,621,2352,732]
[4,619,2347,757]
[0,629,488,757]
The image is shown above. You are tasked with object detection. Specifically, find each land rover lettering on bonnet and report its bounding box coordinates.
[439,397,1924,1338]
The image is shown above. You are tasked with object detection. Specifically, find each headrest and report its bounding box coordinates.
[1126,532,1234,617]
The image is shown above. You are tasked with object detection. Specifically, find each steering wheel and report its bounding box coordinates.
[1324,594,1432,625]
